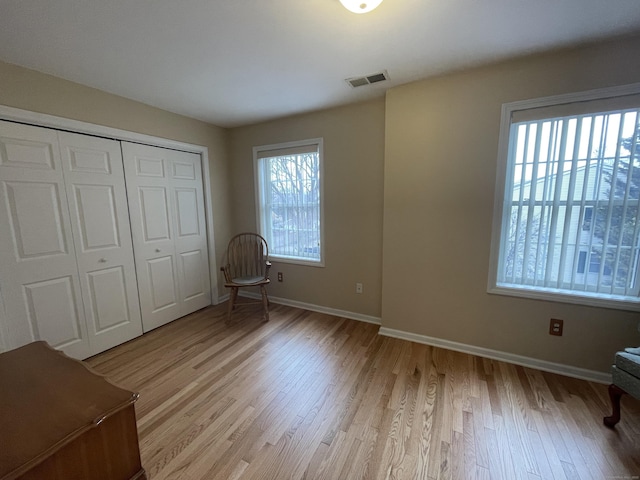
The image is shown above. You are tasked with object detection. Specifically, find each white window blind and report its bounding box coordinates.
[490,86,640,309]
[254,139,323,265]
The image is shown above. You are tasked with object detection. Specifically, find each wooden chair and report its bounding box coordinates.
[220,233,271,322]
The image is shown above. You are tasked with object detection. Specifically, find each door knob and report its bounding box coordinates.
[99,258,107,263]
[155,248,161,253]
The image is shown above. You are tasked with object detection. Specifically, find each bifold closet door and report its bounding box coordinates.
[0,121,91,358]
[58,132,143,354]
[0,121,142,359]
[122,142,211,332]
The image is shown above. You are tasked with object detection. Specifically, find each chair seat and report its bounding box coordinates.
[612,365,640,399]
[615,351,640,379]
[228,275,269,286]
[604,349,640,427]
[613,351,640,400]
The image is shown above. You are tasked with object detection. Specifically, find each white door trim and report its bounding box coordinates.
[0,104,220,318]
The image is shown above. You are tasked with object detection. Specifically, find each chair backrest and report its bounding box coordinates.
[225,233,269,279]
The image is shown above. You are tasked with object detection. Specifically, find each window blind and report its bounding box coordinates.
[256,143,318,159]
[254,139,323,264]
[500,106,640,297]
[511,93,640,123]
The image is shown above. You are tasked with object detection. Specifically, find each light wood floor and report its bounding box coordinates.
[87,303,640,480]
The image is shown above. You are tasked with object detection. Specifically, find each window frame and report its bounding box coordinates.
[488,83,640,312]
[253,138,325,267]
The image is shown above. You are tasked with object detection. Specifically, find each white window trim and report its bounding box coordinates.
[253,138,325,267]
[487,82,640,312]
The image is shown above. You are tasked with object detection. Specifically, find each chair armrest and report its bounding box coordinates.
[220,265,232,283]
[265,261,272,279]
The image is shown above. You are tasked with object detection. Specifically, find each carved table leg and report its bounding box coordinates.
[603,384,626,428]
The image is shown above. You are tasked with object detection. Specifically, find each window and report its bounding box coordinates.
[489,85,640,310]
[254,138,323,266]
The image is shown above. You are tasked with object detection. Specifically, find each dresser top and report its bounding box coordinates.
[0,341,138,480]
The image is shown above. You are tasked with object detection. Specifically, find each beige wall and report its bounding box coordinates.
[382,36,640,373]
[0,60,232,298]
[3,35,639,373]
[229,100,385,317]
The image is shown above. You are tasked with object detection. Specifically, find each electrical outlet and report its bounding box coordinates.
[277,272,283,282]
[549,318,563,336]
[356,282,363,294]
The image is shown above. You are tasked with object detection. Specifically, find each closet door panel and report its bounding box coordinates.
[23,276,84,348]
[123,143,210,332]
[139,186,172,242]
[170,150,210,314]
[72,184,119,249]
[175,187,199,237]
[0,121,91,359]
[180,249,207,302]
[136,186,180,317]
[5,181,67,258]
[146,255,179,311]
[122,143,180,331]
[86,266,131,332]
[59,132,142,355]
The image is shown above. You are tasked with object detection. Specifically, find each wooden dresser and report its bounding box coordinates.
[0,341,145,480]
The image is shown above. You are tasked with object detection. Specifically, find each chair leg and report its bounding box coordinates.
[603,384,626,428]
[227,287,238,321]
[260,285,269,322]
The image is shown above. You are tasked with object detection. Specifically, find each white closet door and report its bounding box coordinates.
[58,132,143,354]
[171,150,211,315]
[0,121,91,359]
[122,142,211,332]
[122,144,181,330]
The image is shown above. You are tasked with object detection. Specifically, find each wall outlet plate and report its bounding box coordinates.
[549,318,564,336]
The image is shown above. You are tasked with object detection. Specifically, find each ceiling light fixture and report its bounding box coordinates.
[339,0,383,14]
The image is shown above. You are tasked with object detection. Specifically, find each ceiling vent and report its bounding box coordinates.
[346,70,389,88]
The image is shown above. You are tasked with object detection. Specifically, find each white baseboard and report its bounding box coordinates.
[234,291,382,325]
[217,293,230,303]
[215,292,609,384]
[378,327,611,384]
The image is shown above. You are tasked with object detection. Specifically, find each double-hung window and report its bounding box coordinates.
[254,138,324,266]
[489,84,640,310]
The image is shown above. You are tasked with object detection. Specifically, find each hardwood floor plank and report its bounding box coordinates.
[531,409,568,480]
[549,406,597,480]
[479,380,495,431]
[497,362,539,476]
[470,396,490,469]
[426,373,446,479]
[436,442,452,480]
[527,427,556,480]
[485,372,503,417]
[450,430,464,480]
[412,364,439,479]
[84,304,640,480]
[451,351,468,434]
[492,414,517,480]
[337,425,377,480]
[561,460,581,480]
[462,410,477,480]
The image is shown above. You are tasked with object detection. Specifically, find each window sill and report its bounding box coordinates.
[488,284,640,312]
[270,255,325,268]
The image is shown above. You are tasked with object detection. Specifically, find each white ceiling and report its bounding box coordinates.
[1,0,639,128]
